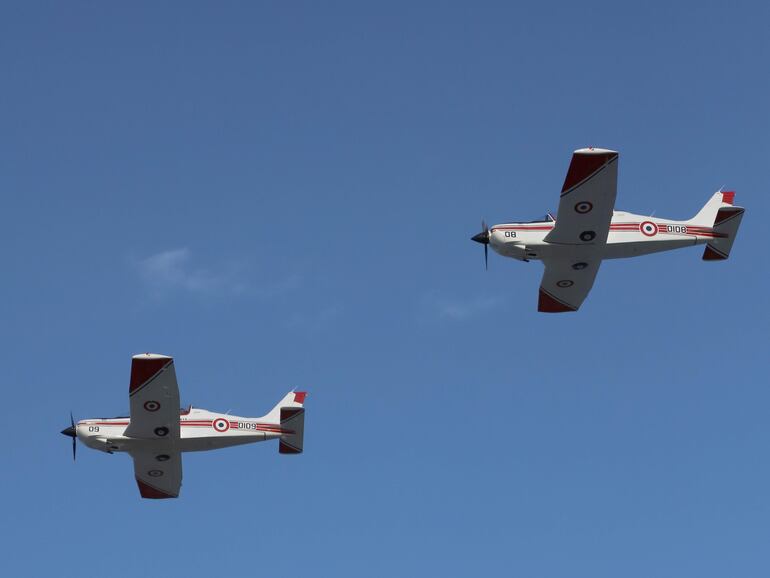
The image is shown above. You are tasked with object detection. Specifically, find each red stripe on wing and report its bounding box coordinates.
[136,478,177,499]
[538,288,577,313]
[129,356,172,395]
[561,150,618,195]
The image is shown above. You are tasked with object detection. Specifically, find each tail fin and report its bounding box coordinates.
[261,390,306,422]
[689,191,733,225]
[260,391,307,454]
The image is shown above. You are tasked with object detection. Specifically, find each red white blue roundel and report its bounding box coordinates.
[212,418,230,432]
[640,221,658,237]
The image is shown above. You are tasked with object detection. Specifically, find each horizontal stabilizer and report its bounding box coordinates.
[703,204,744,261]
[279,407,305,454]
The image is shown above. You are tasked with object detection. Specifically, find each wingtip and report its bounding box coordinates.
[129,355,174,394]
[132,353,172,360]
[573,147,618,155]
[537,288,578,313]
[136,477,178,499]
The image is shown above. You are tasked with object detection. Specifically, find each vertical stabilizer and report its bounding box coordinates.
[689,191,734,226]
[261,390,307,423]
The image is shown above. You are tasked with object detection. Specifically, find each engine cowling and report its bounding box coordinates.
[496,243,529,261]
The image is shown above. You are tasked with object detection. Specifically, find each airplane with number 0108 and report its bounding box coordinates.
[60,353,307,499]
[471,148,745,312]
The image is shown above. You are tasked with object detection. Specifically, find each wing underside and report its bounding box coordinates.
[125,354,181,441]
[538,257,602,312]
[537,148,618,312]
[131,450,182,499]
[544,148,619,246]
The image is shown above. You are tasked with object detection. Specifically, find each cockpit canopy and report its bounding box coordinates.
[516,213,555,223]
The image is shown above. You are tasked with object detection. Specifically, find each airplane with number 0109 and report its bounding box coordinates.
[60,353,307,499]
[471,148,745,312]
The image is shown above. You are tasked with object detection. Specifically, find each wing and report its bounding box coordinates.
[538,257,602,312]
[544,148,619,245]
[124,353,181,441]
[131,450,182,499]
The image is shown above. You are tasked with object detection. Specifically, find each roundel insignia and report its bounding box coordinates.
[572,262,588,270]
[148,469,164,477]
[212,418,230,432]
[579,230,596,242]
[640,221,657,236]
[556,280,574,288]
[144,400,160,412]
[154,426,169,437]
[156,454,170,462]
[574,201,593,214]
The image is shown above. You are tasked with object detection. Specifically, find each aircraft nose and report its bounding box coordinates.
[61,426,76,438]
[471,231,489,245]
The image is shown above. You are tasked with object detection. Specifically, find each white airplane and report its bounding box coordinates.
[61,353,306,499]
[471,148,745,312]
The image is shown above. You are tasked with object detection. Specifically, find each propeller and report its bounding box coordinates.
[60,412,77,461]
[471,219,490,270]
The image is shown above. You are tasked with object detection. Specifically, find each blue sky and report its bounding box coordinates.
[2,1,769,576]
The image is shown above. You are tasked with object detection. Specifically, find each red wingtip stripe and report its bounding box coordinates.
[561,150,618,194]
[130,357,172,394]
[721,191,735,205]
[538,288,577,313]
[703,245,728,261]
[136,478,177,499]
[293,391,307,404]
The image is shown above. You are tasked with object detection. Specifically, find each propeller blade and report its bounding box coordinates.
[470,219,490,270]
[61,412,77,461]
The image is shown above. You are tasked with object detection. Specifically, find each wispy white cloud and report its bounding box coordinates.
[427,294,504,321]
[135,248,247,297]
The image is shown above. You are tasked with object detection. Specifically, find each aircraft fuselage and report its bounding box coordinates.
[490,210,720,262]
[75,407,285,454]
